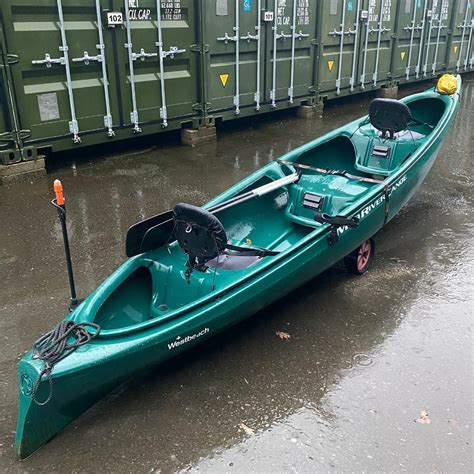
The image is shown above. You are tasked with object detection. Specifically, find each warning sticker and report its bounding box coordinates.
[327,60,335,72]
[454,45,458,53]
[401,51,406,61]
[219,73,230,87]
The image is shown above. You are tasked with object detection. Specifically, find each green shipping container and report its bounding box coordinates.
[0,0,200,152]
[392,0,458,82]
[202,0,317,121]
[446,0,473,73]
[315,0,396,100]
[0,0,472,164]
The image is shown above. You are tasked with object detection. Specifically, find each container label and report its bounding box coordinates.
[297,0,310,26]
[243,0,252,13]
[37,93,60,122]
[161,1,183,21]
[128,1,151,21]
[216,0,228,16]
[107,11,124,27]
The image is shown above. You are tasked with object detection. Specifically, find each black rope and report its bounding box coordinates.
[31,321,100,406]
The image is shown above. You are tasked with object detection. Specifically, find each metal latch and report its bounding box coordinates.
[217,32,238,44]
[160,46,186,59]
[72,51,103,65]
[131,48,158,61]
[32,53,66,68]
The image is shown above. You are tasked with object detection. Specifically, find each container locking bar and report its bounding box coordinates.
[405,0,421,80]
[430,4,449,76]
[288,0,309,104]
[239,0,262,110]
[372,0,390,86]
[94,0,114,137]
[456,6,471,72]
[349,0,362,92]
[123,0,141,134]
[415,0,429,79]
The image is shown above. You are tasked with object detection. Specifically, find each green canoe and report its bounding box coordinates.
[15,76,462,459]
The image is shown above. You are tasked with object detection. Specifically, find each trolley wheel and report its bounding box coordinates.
[344,238,375,275]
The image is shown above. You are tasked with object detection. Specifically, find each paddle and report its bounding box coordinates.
[126,172,300,257]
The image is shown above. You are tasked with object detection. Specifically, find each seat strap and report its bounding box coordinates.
[278,160,385,185]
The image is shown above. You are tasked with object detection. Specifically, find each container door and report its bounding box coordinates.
[265,0,316,106]
[358,0,396,89]
[4,0,119,144]
[392,0,430,80]
[114,0,199,132]
[447,0,473,72]
[204,0,263,114]
[419,0,453,77]
[316,0,361,97]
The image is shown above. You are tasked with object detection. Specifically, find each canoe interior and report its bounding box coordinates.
[83,94,450,333]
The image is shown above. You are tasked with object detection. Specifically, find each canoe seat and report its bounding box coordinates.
[173,203,278,273]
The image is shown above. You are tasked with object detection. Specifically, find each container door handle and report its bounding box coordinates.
[72,51,103,65]
[161,46,186,59]
[32,53,66,68]
[131,48,158,61]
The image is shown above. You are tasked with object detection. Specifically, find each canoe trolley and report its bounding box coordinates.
[15,77,462,459]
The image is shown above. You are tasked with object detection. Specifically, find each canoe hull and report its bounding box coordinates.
[15,80,461,459]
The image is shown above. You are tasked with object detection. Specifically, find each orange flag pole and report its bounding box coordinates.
[52,180,79,310]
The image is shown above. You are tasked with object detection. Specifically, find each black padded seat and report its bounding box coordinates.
[173,203,278,273]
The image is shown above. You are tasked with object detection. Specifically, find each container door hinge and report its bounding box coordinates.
[6,54,19,65]
[0,129,31,142]
[192,102,203,111]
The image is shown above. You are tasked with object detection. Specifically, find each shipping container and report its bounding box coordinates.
[315,0,397,100]
[0,0,200,153]
[392,0,456,82]
[202,0,317,121]
[446,0,473,73]
[0,0,472,166]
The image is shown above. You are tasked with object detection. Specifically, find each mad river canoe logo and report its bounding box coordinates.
[337,174,408,237]
[168,328,210,351]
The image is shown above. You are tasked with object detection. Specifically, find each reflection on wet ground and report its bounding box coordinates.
[0,78,472,472]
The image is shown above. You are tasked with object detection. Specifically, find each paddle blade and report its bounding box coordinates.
[140,219,175,255]
[125,210,174,257]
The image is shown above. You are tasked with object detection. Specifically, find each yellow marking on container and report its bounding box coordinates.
[327,60,335,72]
[219,73,230,88]
[454,45,458,53]
[401,51,406,61]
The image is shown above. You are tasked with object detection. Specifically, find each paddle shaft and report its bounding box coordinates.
[207,172,300,214]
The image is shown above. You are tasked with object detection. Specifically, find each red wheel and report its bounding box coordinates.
[344,238,375,275]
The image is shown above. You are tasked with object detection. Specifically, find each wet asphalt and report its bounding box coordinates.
[0,77,472,473]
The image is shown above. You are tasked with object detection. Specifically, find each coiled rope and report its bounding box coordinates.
[31,320,100,406]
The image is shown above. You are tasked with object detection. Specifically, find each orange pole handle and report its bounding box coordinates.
[54,179,65,206]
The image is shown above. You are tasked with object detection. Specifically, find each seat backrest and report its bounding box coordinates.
[369,99,412,138]
[173,203,227,264]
